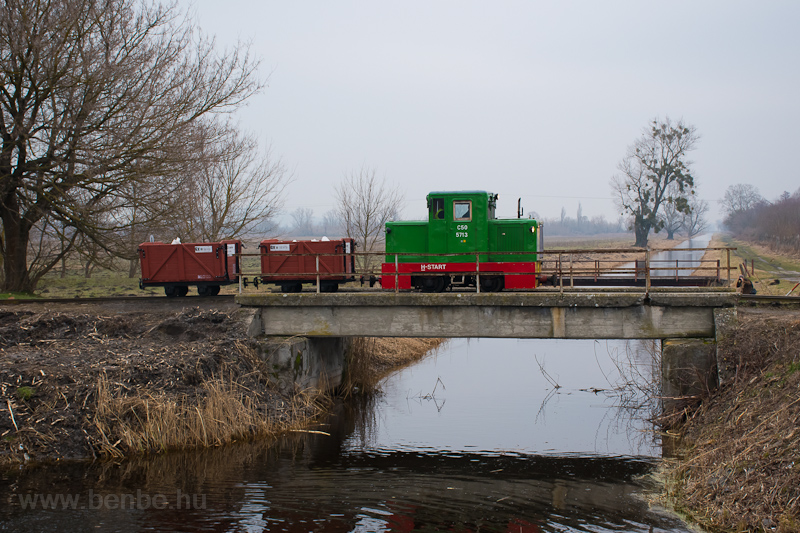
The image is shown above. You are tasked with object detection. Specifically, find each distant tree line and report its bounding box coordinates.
[535,204,625,236]
[722,184,800,254]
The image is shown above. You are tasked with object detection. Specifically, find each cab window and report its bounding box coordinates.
[430,198,444,220]
[453,201,471,221]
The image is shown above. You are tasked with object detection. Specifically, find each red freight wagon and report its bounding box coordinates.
[260,238,356,292]
[138,240,242,297]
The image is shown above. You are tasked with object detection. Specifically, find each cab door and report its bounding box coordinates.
[427,196,447,262]
[447,199,476,257]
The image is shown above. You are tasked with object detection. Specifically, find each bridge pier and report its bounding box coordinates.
[245,309,349,392]
[660,308,738,414]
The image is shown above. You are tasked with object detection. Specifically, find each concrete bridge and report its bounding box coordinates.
[237,289,739,410]
[236,289,736,340]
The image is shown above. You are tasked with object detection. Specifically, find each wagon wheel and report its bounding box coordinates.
[281,282,302,293]
[480,276,504,293]
[164,285,178,298]
[321,281,339,293]
[208,285,221,296]
[177,285,189,297]
[197,285,209,297]
[420,276,446,293]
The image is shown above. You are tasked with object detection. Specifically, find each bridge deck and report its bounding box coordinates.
[237,289,737,339]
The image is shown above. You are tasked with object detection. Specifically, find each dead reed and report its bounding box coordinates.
[92,342,330,457]
[663,310,800,531]
[343,337,445,393]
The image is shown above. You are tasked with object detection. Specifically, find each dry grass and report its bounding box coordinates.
[714,234,800,296]
[343,337,445,392]
[93,372,326,457]
[0,308,335,464]
[663,310,800,531]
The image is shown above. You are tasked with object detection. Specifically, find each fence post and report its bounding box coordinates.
[716,260,720,280]
[727,249,731,283]
[395,254,399,294]
[316,255,320,293]
[675,259,679,281]
[645,249,651,294]
[558,253,563,293]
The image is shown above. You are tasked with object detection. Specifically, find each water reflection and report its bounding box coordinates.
[0,438,686,533]
[340,338,661,458]
[0,338,690,532]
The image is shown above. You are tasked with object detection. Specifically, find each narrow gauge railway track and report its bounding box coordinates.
[2,292,796,306]
[0,295,238,305]
[739,294,800,307]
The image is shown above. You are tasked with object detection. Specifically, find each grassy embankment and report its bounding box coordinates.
[660,238,800,531]
[662,308,800,531]
[0,306,442,466]
[713,234,800,296]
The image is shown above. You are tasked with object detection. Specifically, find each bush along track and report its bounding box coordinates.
[663,309,800,531]
[0,308,329,465]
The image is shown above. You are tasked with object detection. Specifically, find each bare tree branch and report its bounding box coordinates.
[611,117,700,247]
[334,167,403,271]
[0,0,262,291]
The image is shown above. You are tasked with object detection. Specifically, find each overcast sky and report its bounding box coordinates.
[189,0,799,226]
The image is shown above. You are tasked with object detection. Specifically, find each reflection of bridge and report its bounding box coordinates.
[237,290,736,339]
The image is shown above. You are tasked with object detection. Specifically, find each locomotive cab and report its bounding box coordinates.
[384,191,539,292]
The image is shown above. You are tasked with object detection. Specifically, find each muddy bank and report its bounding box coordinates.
[0,305,440,466]
[663,308,800,531]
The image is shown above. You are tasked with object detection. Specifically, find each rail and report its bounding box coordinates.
[234,246,737,294]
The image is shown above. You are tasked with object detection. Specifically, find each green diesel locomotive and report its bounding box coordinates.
[382,191,540,292]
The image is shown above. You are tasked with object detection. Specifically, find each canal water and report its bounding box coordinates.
[649,233,713,277]
[0,338,693,532]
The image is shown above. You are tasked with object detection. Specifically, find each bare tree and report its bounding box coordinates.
[335,167,403,271]
[0,0,261,292]
[720,184,764,216]
[682,197,709,238]
[290,207,317,237]
[659,183,685,240]
[611,117,700,247]
[320,209,344,237]
[169,124,288,242]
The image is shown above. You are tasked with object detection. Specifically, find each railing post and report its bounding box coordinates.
[645,249,651,294]
[558,253,563,293]
[315,255,320,293]
[476,253,481,293]
[569,253,574,288]
[395,254,399,294]
[716,259,720,280]
[675,259,679,281]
